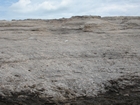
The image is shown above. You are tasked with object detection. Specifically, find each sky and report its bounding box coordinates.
[0,0,140,20]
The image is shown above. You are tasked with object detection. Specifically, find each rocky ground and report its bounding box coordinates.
[0,16,140,105]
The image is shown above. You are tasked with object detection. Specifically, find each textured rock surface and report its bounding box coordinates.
[0,16,140,104]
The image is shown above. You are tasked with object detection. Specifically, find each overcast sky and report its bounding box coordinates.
[0,0,140,20]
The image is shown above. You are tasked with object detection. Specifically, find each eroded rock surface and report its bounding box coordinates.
[0,16,140,104]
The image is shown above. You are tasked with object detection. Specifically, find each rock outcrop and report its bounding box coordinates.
[0,16,140,105]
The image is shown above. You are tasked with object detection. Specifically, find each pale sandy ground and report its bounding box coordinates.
[0,16,140,104]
